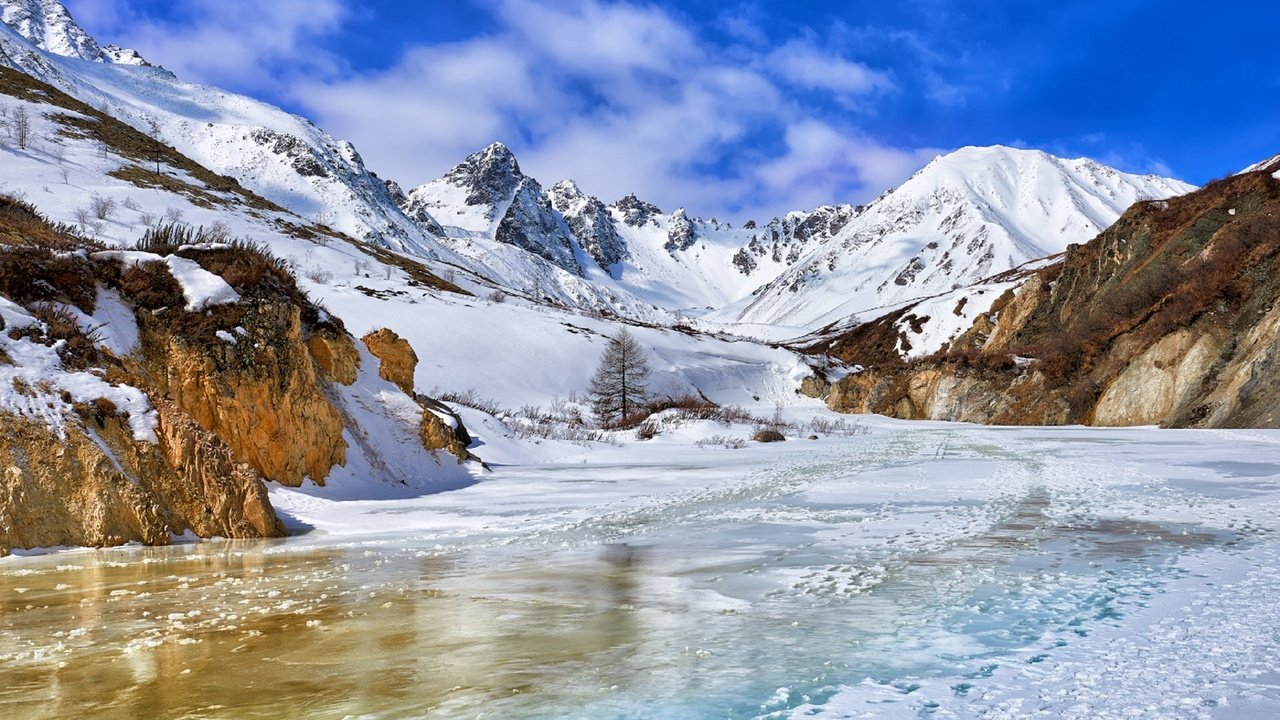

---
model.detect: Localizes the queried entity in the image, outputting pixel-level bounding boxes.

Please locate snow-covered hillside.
[0,0,450,257]
[714,146,1196,331]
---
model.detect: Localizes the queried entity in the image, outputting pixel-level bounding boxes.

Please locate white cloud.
[766,40,893,96]
[753,120,943,215]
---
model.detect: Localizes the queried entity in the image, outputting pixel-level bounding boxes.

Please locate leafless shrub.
[89,194,117,221]
[694,435,747,450]
[121,196,141,212]
[488,289,506,303]
[205,220,232,243]
[305,267,334,284]
[436,388,503,416]
[162,207,183,225]
[72,206,92,233]
[806,416,870,437]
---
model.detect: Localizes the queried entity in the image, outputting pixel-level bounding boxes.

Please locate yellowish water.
[0,540,664,719]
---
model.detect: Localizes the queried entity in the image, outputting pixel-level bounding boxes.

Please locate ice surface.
[4,421,1278,719]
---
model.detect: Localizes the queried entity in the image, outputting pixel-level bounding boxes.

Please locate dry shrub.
[695,435,747,449]
[635,421,658,440]
[117,258,183,309]
[0,194,99,251]
[24,303,103,369]
[752,429,786,443]
[0,246,100,312]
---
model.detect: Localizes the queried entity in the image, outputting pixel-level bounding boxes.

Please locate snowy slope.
[0,77,813,437]
[0,1,451,259]
[714,146,1196,331]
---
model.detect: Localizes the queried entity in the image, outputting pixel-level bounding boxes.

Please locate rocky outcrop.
[140,302,347,487]
[361,327,474,463]
[612,194,662,228]
[815,158,1280,429]
[550,180,628,274]
[361,327,417,395]
[664,208,698,253]
[0,405,284,556]
[307,327,360,385]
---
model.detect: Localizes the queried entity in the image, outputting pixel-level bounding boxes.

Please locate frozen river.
[3,421,1280,719]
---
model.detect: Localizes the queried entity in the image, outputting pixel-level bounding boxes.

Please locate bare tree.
[11,105,31,150]
[588,329,651,426]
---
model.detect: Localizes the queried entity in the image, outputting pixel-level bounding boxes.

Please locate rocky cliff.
[808,157,1280,428]
[0,199,476,555]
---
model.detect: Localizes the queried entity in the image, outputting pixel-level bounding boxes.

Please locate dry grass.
[0,194,99,251]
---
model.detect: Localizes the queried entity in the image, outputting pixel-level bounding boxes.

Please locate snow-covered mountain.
[1,0,146,65]
[400,142,859,316]
[0,0,1196,344]
[0,0,451,258]
[713,146,1196,330]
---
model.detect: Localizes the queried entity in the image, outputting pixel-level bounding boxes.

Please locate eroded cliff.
[811,158,1280,428]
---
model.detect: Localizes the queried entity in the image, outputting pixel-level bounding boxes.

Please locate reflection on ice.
[2,424,1279,718]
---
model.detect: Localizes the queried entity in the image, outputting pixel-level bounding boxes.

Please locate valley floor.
[3,419,1280,719]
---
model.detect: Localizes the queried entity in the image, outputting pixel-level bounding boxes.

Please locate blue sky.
[66,0,1279,220]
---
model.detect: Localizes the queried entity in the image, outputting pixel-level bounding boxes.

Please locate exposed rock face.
[419,409,470,462]
[140,302,347,488]
[734,205,857,276]
[816,159,1280,429]
[445,142,524,210]
[550,180,628,274]
[664,208,698,253]
[495,176,583,274]
[612,193,662,228]
[361,327,417,395]
[361,328,474,463]
[307,327,360,386]
[0,405,284,556]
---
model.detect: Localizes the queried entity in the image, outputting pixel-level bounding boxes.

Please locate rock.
[361,327,418,395]
[142,303,347,487]
[419,410,470,463]
[0,407,284,557]
[307,327,360,385]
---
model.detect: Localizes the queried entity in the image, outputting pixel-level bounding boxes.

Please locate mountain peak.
[1,0,148,65]
[551,179,583,198]
[612,193,662,228]
[437,141,527,210]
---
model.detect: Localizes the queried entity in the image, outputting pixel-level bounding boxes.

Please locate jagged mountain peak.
[612,193,663,228]
[550,179,584,199]
[1,0,148,65]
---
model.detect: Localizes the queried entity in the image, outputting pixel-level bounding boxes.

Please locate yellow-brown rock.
[0,407,284,557]
[362,328,418,395]
[419,410,470,463]
[307,327,360,386]
[141,303,347,487]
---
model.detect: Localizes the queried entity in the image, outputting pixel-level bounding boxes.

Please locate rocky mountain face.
[404,143,585,274]
[550,180,628,275]
[732,205,858,276]
[718,146,1196,330]
[804,157,1280,428]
